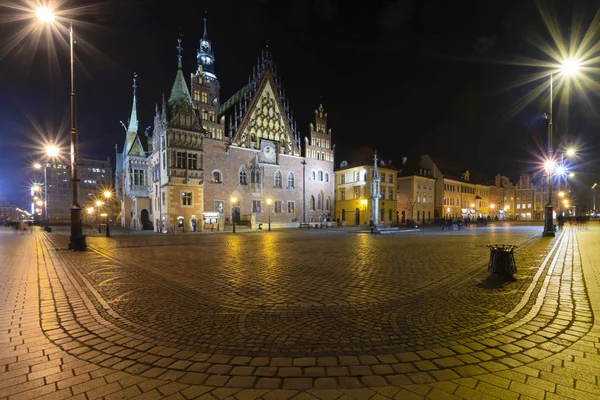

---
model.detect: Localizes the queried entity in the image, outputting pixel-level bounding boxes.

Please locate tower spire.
[176,36,183,70]
[203,17,208,39]
[125,72,139,153]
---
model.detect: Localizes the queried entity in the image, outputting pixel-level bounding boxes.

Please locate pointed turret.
[168,38,201,131]
[168,38,193,111]
[125,72,139,153]
[197,16,217,81]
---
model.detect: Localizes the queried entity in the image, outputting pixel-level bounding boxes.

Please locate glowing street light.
[543,59,581,237]
[566,148,576,157]
[558,191,565,198]
[45,145,59,157]
[37,7,86,250]
[562,59,580,76]
[36,7,55,23]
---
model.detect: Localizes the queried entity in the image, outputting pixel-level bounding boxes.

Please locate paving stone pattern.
[1,225,600,399]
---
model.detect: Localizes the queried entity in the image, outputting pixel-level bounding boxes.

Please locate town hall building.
[116,20,335,231]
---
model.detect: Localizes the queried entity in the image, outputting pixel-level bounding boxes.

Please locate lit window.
[212,170,222,183]
[252,200,261,213]
[287,201,295,213]
[182,192,192,206]
[287,172,295,188]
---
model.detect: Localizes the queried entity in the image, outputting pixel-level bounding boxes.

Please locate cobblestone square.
[1,224,600,399]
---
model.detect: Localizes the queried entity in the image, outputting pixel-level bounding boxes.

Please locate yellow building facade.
[441,171,491,220]
[335,164,397,225]
[396,174,436,224]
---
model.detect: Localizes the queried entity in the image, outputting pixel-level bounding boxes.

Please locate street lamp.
[591,183,597,215]
[34,145,60,232]
[231,197,237,233]
[103,191,112,237]
[95,200,103,233]
[37,7,86,250]
[266,198,273,231]
[543,60,581,237]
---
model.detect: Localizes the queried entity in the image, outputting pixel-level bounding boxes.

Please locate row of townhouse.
[333,153,565,226]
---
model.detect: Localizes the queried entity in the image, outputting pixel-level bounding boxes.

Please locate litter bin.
[486,244,517,280]
[258,223,263,230]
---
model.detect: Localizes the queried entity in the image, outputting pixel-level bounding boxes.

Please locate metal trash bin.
[486,244,517,280]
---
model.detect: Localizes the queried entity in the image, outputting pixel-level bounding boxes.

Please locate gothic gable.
[232,72,299,156]
[127,135,146,157]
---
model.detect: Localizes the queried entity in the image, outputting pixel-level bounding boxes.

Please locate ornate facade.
[116,19,335,231]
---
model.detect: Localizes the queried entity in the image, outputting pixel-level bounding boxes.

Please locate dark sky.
[1,0,599,205]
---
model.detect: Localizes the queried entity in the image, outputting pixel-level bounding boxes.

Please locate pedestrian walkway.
[0,226,599,399]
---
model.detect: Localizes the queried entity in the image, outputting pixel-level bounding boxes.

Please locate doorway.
[141,209,153,230]
[355,208,360,225]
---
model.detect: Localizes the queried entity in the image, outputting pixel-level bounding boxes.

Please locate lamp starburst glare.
[35,6,55,23]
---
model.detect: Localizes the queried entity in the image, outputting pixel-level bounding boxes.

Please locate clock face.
[261,141,277,162]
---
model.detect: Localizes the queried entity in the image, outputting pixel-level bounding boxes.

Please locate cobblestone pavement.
[1,224,600,399]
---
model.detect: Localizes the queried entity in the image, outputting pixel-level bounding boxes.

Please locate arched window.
[318,171,323,182]
[389,209,392,221]
[311,171,316,180]
[380,208,384,221]
[317,192,323,210]
[251,169,261,184]
[239,166,247,185]
[274,170,282,187]
[287,172,295,188]
[316,153,320,160]
[325,173,329,182]
[401,211,406,223]
[341,209,346,221]
[326,197,331,211]
[309,196,315,211]
[212,170,222,183]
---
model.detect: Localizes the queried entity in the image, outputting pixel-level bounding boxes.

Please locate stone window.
[275,170,282,187]
[201,91,208,104]
[176,152,186,168]
[214,200,224,213]
[309,196,315,211]
[381,172,386,182]
[355,188,360,199]
[311,170,316,180]
[239,166,247,185]
[252,200,261,213]
[317,192,323,210]
[287,201,295,213]
[389,189,394,200]
[274,201,282,213]
[187,153,198,170]
[132,169,145,186]
[318,171,323,182]
[340,189,345,200]
[341,209,346,221]
[389,174,393,183]
[287,172,295,188]
[325,173,329,182]
[326,197,331,211]
[212,170,222,183]
[181,192,192,206]
[341,174,346,184]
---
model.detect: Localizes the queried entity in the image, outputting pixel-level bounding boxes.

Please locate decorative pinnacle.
[132,72,138,95]
[203,17,207,39]
[176,37,183,70]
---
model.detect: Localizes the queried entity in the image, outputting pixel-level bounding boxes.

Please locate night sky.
[1,0,599,205]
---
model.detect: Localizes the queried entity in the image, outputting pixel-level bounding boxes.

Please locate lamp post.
[34,145,59,232]
[95,200,103,233]
[301,159,306,224]
[104,191,112,237]
[37,7,86,250]
[231,197,237,233]
[592,183,597,215]
[543,60,580,237]
[266,198,272,231]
